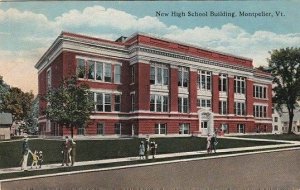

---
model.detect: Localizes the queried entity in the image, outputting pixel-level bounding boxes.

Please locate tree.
[1,87,34,124]
[0,76,10,110]
[268,47,300,134]
[45,76,94,137]
[23,96,39,134]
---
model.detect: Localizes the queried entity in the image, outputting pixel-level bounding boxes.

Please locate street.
[1,149,299,190]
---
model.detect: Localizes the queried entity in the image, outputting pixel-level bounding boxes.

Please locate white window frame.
[219,100,228,115]
[234,76,246,94]
[237,124,245,133]
[219,74,227,92]
[76,57,114,83]
[178,67,189,88]
[198,70,211,91]
[114,123,122,135]
[253,85,267,99]
[131,93,135,112]
[179,123,190,134]
[155,123,167,135]
[46,68,52,90]
[97,123,105,135]
[253,105,267,118]
[234,101,246,116]
[178,96,189,113]
[114,64,121,84]
[197,98,211,109]
[150,63,169,86]
[150,94,169,113]
[114,94,121,112]
[95,93,112,112]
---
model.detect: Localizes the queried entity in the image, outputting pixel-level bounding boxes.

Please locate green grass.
[1,145,299,181]
[0,137,284,169]
[235,134,300,141]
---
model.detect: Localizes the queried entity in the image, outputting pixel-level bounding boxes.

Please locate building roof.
[0,113,13,125]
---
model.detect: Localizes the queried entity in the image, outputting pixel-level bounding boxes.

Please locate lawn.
[235,134,300,141]
[0,137,283,169]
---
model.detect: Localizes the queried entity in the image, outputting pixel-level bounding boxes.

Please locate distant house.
[0,113,13,140]
[272,107,282,134]
[273,104,300,134]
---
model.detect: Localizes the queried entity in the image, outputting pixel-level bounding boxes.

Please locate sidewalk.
[1,138,299,175]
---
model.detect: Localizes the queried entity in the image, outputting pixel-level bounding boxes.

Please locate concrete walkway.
[1,137,299,175]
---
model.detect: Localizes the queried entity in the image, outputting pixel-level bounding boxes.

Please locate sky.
[0,1,299,95]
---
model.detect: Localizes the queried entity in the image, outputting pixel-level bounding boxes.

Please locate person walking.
[206,134,212,154]
[61,136,72,166]
[139,141,145,159]
[38,151,43,168]
[210,133,218,153]
[150,141,157,159]
[71,139,76,166]
[144,137,150,159]
[21,138,31,171]
[31,150,39,169]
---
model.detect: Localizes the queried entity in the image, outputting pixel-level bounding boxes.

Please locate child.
[38,151,44,168]
[139,141,145,159]
[31,150,39,169]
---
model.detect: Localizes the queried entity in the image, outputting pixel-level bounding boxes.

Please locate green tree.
[1,87,34,124]
[45,76,94,137]
[268,47,300,134]
[23,96,39,134]
[0,76,10,110]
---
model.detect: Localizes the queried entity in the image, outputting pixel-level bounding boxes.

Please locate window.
[46,68,51,90]
[221,124,229,134]
[96,62,103,81]
[237,124,245,133]
[274,125,278,131]
[198,70,211,90]
[131,94,135,111]
[76,58,85,78]
[179,123,190,134]
[234,101,246,116]
[114,94,121,112]
[198,98,211,109]
[104,63,112,82]
[155,123,167,134]
[76,58,116,83]
[78,126,85,135]
[178,97,189,113]
[234,76,246,94]
[150,95,169,112]
[178,67,189,87]
[150,63,169,85]
[97,123,104,135]
[219,74,227,92]
[114,65,121,83]
[95,93,111,112]
[253,105,267,118]
[87,60,95,80]
[131,66,135,83]
[219,100,227,115]
[253,85,267,99]
[115,123,121,135]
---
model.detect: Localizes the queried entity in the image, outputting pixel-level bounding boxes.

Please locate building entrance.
[198,109,214,136]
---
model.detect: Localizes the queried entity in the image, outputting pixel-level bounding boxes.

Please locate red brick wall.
[135,62,150,111]
[228,76,235,114]
[212,74,219,113]
[169,67,178,112]
[189,70,197,113]
[246,79,254,116]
